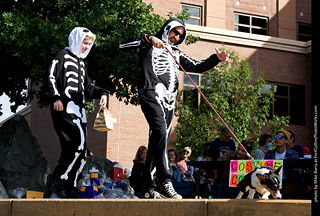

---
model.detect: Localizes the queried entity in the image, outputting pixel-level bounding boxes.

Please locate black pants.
[139,90,174,189]
[50,95,87,189]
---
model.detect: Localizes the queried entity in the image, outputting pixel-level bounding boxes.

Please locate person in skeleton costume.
[120,18,229,199]
[47,27,108,197]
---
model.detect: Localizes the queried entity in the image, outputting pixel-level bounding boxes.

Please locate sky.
[0,94,26,123]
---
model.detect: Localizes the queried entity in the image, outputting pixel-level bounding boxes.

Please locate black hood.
[155,17,187,47]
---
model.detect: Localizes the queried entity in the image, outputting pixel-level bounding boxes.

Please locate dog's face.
[256,166,282,199]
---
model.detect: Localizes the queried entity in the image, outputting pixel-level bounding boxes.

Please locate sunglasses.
[274,135,285,140]
[172,28,184,39]
[183,150,190,154]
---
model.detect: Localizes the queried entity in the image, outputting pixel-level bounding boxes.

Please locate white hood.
[161,21,186,46]
[65,27,96,59]
[155,18,187,47]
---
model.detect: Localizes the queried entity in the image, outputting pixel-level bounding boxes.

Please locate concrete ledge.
[0,199,311,216]
[208,199,312,216]
[186,24,312,54]
[11,199,206,216]
[0,199,11,216]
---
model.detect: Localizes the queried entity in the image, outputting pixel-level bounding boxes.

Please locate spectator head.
[219,125,233,142]
[259,133,272,147]
[235,140,253,159]
[274,130,291,147]
[134,145,147,164]
[182,147,192,160]
[168,149,178,164]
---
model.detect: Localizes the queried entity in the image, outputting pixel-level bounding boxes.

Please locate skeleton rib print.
[151,47,178,93]
[63,54,85,98]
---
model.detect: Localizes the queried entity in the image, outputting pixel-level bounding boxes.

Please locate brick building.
[2,0,311,171]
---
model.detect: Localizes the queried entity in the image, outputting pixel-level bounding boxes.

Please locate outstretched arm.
[178,48,229,73]
[119,34,154,54]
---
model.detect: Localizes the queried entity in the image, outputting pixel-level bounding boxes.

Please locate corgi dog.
[236,166,282,199]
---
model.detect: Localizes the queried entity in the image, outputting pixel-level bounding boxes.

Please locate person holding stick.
[120,17,229,199]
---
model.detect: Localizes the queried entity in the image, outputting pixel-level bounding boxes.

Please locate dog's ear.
[256,174,266,182]
[274,165,282,175]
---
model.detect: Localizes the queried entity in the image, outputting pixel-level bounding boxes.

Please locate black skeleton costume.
[47,27,107,195]
[120,18,221,197]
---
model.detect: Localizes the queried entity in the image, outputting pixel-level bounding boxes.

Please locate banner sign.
[228,160,283,188]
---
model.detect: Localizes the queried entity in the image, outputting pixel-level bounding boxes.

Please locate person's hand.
[53,100,63,111]
[150,36,165,49]
[180,170,185,176]
[100,95,107,107]
[215,48,229,62]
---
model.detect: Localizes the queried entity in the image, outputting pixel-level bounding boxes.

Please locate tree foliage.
[172,48,290,160]
[0,0,198,115]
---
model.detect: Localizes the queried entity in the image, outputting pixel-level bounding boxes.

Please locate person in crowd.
[168,148,184,183]
[130,146,147,197]
[265,130,299,199]
[287,130,305,158]
[254,133,273,159]
[216,141,253,198]
[265,130,299,160]
[208,125,236,161]
[177,147,194,181]
[170,147,194,198]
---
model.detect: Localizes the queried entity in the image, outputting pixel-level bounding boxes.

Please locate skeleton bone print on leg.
[62,53,87,181]
[60,152,81,180]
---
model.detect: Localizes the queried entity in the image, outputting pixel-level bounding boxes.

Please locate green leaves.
[172,47,289,159]
[0,0,197,114]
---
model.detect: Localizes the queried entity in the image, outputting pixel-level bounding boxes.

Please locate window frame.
[182,72,202,109]
[234,12,269,35]
[262,83,306,125]
[181,4,202,26]
[297,22,312,42]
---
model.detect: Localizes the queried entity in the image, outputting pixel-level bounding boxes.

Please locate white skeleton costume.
[120,18,221,190]
[47,27,107,193]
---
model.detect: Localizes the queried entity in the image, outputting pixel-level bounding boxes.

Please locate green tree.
[0,0,197,115]
[172,48,289,160]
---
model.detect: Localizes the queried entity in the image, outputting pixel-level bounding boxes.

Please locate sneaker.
[144,189,163,199]
[161,182,182,199]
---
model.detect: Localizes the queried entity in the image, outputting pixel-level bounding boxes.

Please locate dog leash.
[144,34,259,168]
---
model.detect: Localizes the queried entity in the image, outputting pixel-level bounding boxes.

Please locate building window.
[182,4,202,26]
[261,83,305,125]
[234,13,268,35]
[298,23,312,42]
[183,73,202,109]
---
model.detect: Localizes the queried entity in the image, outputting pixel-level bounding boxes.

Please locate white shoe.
[162,182,182,199]
[144,189,163,199]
